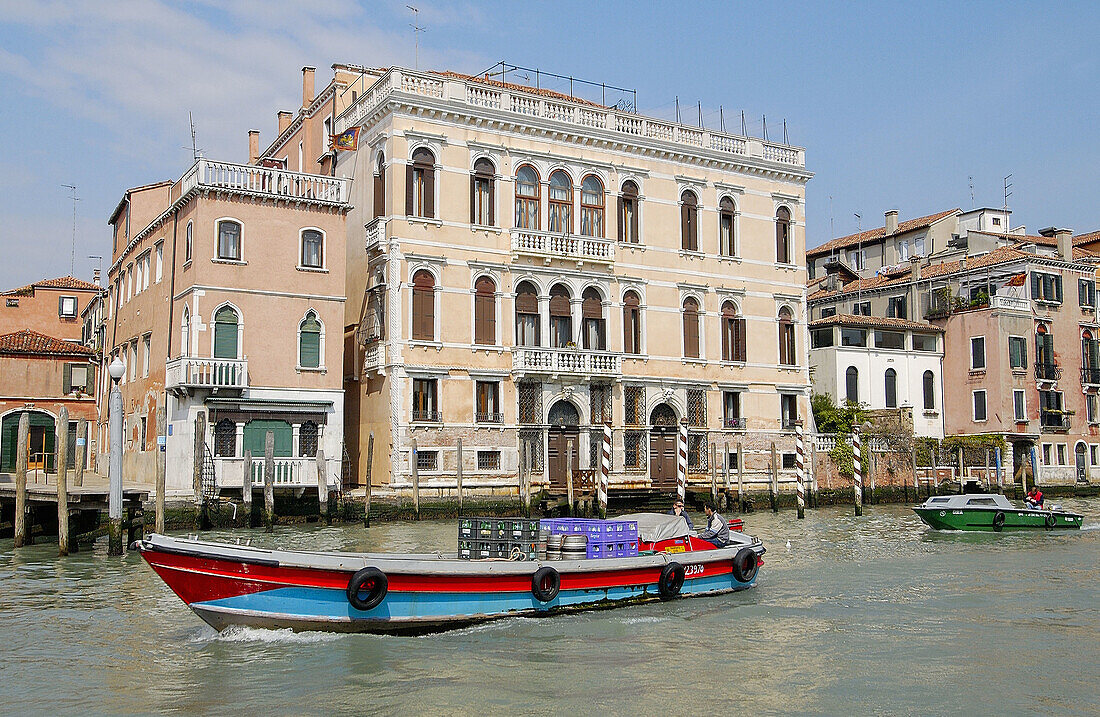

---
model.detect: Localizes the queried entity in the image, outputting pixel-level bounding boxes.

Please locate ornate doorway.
[547,400,581,491]
[649,403,678,489]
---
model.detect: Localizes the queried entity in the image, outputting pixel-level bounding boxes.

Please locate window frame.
[972,389,988,422]
[215,218,243,262]
[579,174,605,238]
[212,304,242,360]
[884,368,898,408]
[1013,389,1027,422]
[411,268,438,342]
[475,380,502,423]
[718,196,737,257]
[1008,335,1028,370]
[473,275,498,346]
[184,220,193,263]
[680,190,699,252]
[778,307,796,366]
[514,164,540,230]
[407,147,436,219]
[547,170,573,234]
[297,310,324,370]
[514,280,541,348]
[682,295,702,359]
[618,180,640,244]
[846,366,859,405]
[299,228,325,270]
[720,300,746,362]
[923,370,935,411]
[411,378,439,422]
[1080,278,1096,309]
[970,336,986,370]
[622,290,642,355]
[471,157,496,227]
[58,295,78,318]
[775,206,792,264]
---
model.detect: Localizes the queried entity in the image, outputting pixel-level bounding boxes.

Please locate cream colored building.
[327,67,813,496]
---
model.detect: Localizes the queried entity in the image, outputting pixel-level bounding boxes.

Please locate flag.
[1006,273,1027,287]
[330,126,361,152]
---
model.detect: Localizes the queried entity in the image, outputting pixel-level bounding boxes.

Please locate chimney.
[302,66,316,108]
[885,210,899,235]
[277,111,293,134]
[93,268,101,285]
[248,130,260,164]
[826,274,838,292]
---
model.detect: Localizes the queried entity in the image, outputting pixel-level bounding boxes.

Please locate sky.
[1,0,1097,290]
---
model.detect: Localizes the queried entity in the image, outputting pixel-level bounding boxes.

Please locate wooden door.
[650,429,677,489]
[547,429,580,491]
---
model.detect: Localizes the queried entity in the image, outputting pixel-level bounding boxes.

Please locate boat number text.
[685,564,704,577]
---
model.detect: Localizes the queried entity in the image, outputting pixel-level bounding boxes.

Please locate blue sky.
[1,0,1097,289]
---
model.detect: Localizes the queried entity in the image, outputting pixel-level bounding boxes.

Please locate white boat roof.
[919,494,1016,510]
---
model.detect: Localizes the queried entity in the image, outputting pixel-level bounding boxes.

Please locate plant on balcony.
[968,291,990,309]
[564,341,578,350]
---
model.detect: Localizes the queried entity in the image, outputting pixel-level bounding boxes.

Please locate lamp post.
[107,356,125,555]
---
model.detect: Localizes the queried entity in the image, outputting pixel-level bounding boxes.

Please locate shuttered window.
[581,287,605,350]
[471,158,495,226]
[618,181,640,244]
[299,311,322,368]
[721,301,746,362]
[885,368,898,408]
[515,165,540,230]
[515,280,540,347]
[680,190,698,251]
[623,290,641,354]
[406,148,435,218]
[776,207,791,264]
[719,197,736,256]
[683,297,700,358]
[778,307,795,365]
[580,175,604,237]
[474,277,496,345]
[373,153,385,218]
[548,171,572,234]
[411,270,435,341]
[549,284,572,347]
[213,306,239,359]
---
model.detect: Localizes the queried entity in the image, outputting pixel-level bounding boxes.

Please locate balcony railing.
[512,347,622,377]
[249,458,306,486]
[412,410,441,422]
[166,357,247,391]
[1035,362,1062,381]
[476,411,504,424]
[1082,367,1100,385]
[178,159,350,205]
[365,218,385,252]
[723,417,747,430]
[335,67,805,168]
[363,343,385,374]
[1040,411,1070,432]
[991,295,1031,312]
[511,229,615,265]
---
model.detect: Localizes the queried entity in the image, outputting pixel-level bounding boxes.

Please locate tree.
[811,393,867,434]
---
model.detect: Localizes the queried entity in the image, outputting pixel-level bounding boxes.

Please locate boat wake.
[193,625,347,645]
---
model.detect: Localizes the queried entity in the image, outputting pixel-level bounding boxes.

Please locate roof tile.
[0,330,94,356]
[807,209,959,258]
[809,313,943,333]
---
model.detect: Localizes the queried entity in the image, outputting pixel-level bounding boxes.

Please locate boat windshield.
[966,498,997,506]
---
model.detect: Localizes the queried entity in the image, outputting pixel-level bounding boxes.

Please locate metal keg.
[561,533,588,560]
[546,532,564,560]
[538,528,549,560]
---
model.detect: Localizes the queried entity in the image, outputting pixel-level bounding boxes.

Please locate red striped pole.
[795,421,805,519]
[599,424,611,518]
[676,424,688,503]
[852,426,863,516]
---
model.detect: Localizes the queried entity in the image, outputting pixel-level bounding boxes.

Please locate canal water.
[3,499,1099,715]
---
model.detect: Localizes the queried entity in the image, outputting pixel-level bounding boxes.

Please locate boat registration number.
[952,510,963,514]
[685,564,704,577]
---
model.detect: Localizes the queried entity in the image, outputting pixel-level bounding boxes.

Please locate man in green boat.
[1025,486,1044,510]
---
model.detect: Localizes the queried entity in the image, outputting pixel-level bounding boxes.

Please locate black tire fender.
[347,567,388,612]
[992,512,1006,532]
[732,547,760,583]
[532,566,560,602]
[658,562,685,599]
[1045,513,1057,530]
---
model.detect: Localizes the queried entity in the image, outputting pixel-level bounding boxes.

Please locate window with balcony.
[515,165,540,230]
[412,378,439,422]
[581,287,605,350]
[682,296,701,358]
[680,190,698,251]
[623,290,641,355]
[719,197,736,256]
[471,158,495,226]
[213,306,239,359]
[299,311,322,368]
[923,370,935,410]
[781,394,798,430]
[373,152,385,218]
[618,180,639,243]
[884,368,898,408]
[180,305,190,358]
[185,220,193,263]
[549,284,572,347]
[515,281,540,347]
[778,307,796,365]
[411,270,436,341]
[474,276,496,345]
[1032,272,1062,303]
[1013,389,1026,421]
[973,390,987,422]
[970,336,986,370]
[476,381,501,423]
[217,220,242,261]
[846,366,859,404]
[1080,279,1096,309]
[213,419,236,457]
[723,391,743,429]
[1082,330,1100,384]
[548,170,572,233]
[776,206,792,264]
[580,175,604,237]
[406,148,436,218]
[721,301,746,362]
[58,295,77,318]
[841,328,867,347]
[1035,325,1056,379]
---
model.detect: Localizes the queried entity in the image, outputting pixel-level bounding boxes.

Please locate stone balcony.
[365,218,385,252]
[165,357,248,395]
[511,229,615,266]
[178,159,350,205]
[512,347,621,378]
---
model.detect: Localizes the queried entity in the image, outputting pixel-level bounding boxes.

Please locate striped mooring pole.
[598,424,611,518]
[794,421,805,519]
[676,423,688,503]
[852,425,863,516]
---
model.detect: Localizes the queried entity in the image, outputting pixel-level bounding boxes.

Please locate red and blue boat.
[138,514,765,634]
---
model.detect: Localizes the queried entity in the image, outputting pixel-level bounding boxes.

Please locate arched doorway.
[547,400,581,490]
[1075,442,1088,484]
[649,403,679,489]
[1,410,56,473]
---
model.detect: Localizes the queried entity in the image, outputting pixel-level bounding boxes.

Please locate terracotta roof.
[809,313,943,333]
[808,272,912,301]
[437,71,607,108]
[1074,230,1100,246]
[0,330,93,356]
[2,275,102,296]
[807,209,959,258]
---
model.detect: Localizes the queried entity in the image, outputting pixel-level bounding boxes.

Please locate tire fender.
[732,547,760,583]
[346,567,388,612]
[658,562,686,599]
[992,512,1006,532]
[1045,513,1057,530]
[532,566,561,603]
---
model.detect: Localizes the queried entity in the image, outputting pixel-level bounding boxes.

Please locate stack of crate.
[458,517,541,560]
[540,518,640,559]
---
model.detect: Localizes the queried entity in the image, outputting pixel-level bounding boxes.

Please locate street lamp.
[107,356,125,555]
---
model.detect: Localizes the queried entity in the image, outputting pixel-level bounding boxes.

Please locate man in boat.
[668,500,694,530]
[698,504,730,548]
[1025,486,1044,510]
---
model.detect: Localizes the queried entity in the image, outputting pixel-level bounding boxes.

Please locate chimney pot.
[277,111,293,134]
[248,130,260,164]
[885,210,899,235]
[302,66,316,108]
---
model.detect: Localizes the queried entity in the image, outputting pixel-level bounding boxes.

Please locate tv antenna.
[187,112,203,162]
[62,184,79,275]
[88,255,103,284]
[1003,173,1013,211]
[968,176,974,204]
[407,5,425,70]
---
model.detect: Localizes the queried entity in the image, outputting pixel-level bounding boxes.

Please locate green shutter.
[242,419,293,457]
[63,363,72,394]
[299,313,321,368]
[213,307,238,359]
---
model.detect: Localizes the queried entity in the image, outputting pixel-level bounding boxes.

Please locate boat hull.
[913,506,1083,531]
[139,534,764,634]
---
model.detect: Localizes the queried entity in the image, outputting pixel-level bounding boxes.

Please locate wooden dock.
[0,472,149,546]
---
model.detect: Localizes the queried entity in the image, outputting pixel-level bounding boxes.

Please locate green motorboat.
[913,494,1084,532]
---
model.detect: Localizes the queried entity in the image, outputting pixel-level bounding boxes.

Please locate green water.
[3,500,1099,716]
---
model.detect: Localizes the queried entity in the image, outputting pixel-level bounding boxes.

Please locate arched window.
[474,276,496,345]
[885,368,897,408]
[549,283,572,347]
[213,418,236,457]
[217,220,241,261]
[548,170,572,233]
[406,148,435,218]
[846,366,859,404]
[1036,323,1054,376]
[778,307,796,366]
[581,287,605,350]
[721,300,746,362]
[299,311,322,368]
[720,197,736,256]
[213,306,239,359]
[300,229,323,269]
[373,153,385,218]
[411,270,436,341]
[515,280,540,347]
[184,220,193,262]
[471,158,495,226]
[515,165,540,229]
[618,181,639,244]
[299,420,319,458]
[776,206,792,264]
[623,290,641,354]
[1082,329,1099,379]
[180,305,190,358]
[683,296,701,358]
[923,370,935,410]
[580,175,604,237]
[681,190,698,251]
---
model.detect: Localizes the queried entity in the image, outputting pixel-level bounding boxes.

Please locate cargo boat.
[137,514,765,635]
[913,494,1083,532]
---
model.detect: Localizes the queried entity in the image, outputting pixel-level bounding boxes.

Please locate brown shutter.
[470,174,477,225]
[681,203,690,250]
[374,173,384,217]
[616,195,624,242]
[516,287,538,314]
[631,198,639,243]
[683,303,699,358]
[412,271,435,340]
[623,307,634,354]
[474,279,496,345]
[424,165,435,218]
[405,164,415,216]
[736,318,746,361]
[488,176,495,226]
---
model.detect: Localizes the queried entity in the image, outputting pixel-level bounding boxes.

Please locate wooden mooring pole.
[193,413,206,529]
[364,432,374,527]
[316,448,328,522]
[242,449,252,526]
[411,438,420,520]
[155,408,166,534]
[56,407,71,556]
[456,438,464,516]
[14,412,29,547]
[769,442,779,513]
[74,419,87,488]
[736,442,745,512]
[263,430,275,532]
[723,441,731,511]
[566,439,575,516]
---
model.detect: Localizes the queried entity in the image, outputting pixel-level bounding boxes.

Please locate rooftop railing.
[177,159,350,205]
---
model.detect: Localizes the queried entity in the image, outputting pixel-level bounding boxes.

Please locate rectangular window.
[1013,390,1026,421]
[973,390,987,421]
[1008,336,1027,370]
[590,384,611,425]
[840,328,867,347]
[1032,272,1063,303]
[1080,279,1096,308]
[727,451,739,470]
[129,342,137,381]
[142,335,151,377]
[782,453,797,470]
[475,381,501,423]
[875,330,905,350]
[68,363,90,394]
[155,242,164,282]
[852,301,871,316]
[218,222,241,261]
[687,388,707,427]
[1088,394,1098,424]
[58,295,77,318]
[1039,390,1065,429]
[1057,444,1066,466]
[473,174,492,226]
[412,379,439,422]
[416,449,438,471]
[886,296,907,319]
[477,450,500,471]
[847,249,864,270]
[780,394,798,430]
[1092,445,1099,466]
[624,430,645,469]
[142,254,150,290]
[301,230,323,268]
[185,222,193,262]
[723,391,743,429]
[811,328,834,348]
[914,237,926,256]
[819,306,837,319]
[1042,444,1052,465]
[140,416,148,450]
[912,333,937,352]
[971,337,986,370]
[518,382,542,424]
[624,385,644,426]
